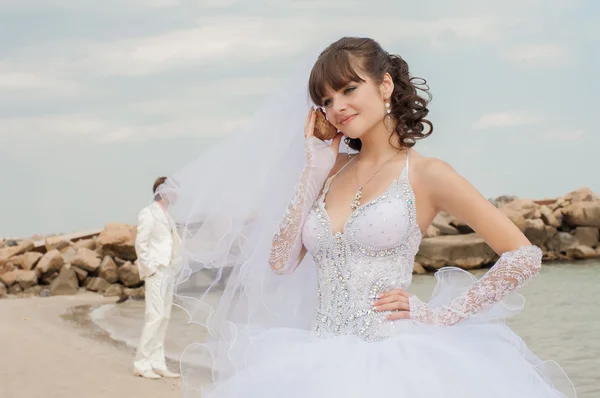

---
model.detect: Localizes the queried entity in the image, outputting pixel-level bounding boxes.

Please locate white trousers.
[134,267,174,372]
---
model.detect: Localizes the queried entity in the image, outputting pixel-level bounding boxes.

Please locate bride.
[158,37,575,397]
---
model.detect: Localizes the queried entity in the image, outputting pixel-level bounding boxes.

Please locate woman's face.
[320,71,391,139]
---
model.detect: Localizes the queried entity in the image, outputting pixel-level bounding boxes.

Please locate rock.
[8,283,22,295]
[490,195,518,207]
[123,286,145,298]
[98,256,119,284]
[0,262,15,277]
[523,219,552,247]
[22,285,42,297]
[104,284,124,297]
[45,236,71,251]
[566,245,598,259]
[416,234,498,270]
[71,266,88,283]
[561,187,599,203]
[17,271,38,289]
[84,277,111,292]
[502,199,541,220]
[449,218,474,234]
[540,206,562,228]
[7,254,25,269]
[0,270,21,287]
[542,250,558,261]
[562,201,600,227]
[499,206,527,231]
[72,248,101,273]
[0,282,7,297]
[22,252,43,271]
[36,250,65,276]
[432,213,459,235]
[97,223,137,261]
[573,227,599,248]
[118,261,141,287]
[50,267,79,296]
[424,225,440,238]
[61,247,77,264]
[73,239,97,251]
[41,272,59,285]
[542,226,558,249]
[546,232,578,253]
[113,257,127,266]
[412,262,427,274]
[0,239,34,262]
[551,207,565,223]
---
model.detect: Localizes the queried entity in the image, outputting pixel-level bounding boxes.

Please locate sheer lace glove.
[269,136,337,274]
[409,245,543,326]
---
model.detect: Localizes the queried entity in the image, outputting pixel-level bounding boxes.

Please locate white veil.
[153,52,331,395]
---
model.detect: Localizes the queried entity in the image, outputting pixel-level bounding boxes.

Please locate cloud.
[0,0,238,9]
[505,44,570,68]
[472,112,542,130]
[545,130,587,141]
[0,113,249,143]
[0,71,81,97]
[2,14,515,80]
[585,18,600,41]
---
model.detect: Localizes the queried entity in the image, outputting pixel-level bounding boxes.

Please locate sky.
[0,0,598,238]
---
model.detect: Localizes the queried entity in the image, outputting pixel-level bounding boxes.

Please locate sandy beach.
[0,294,182,398]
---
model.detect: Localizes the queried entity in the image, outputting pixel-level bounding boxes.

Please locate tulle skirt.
[184,268,576,398]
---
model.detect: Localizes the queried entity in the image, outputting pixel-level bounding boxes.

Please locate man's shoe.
[153,368,181,378]
[134,369,161,379]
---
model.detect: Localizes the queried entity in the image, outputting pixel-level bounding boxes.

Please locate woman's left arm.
[407,158,542,326]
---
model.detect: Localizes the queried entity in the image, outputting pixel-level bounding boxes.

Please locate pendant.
[351,186,363,211]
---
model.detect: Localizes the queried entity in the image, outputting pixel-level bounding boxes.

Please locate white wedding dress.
[197,147,575,398]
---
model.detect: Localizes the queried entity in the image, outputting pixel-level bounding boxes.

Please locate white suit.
[133,200,181,374]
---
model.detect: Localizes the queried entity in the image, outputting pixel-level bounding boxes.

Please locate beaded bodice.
[302,161,422,342]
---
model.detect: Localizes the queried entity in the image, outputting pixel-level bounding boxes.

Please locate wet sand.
[0,293,183,398]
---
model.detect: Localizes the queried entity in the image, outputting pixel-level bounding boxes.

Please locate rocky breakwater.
[413,187,600,274]
[1,187,599,298]
[0,224,144,299]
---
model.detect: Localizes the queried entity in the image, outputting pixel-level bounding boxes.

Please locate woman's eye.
[344,86,356,94]
[323,99,332,107]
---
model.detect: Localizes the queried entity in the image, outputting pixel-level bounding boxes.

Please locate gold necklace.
[351,151,401,211]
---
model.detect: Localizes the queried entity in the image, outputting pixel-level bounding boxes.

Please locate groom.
[133,176,181,379]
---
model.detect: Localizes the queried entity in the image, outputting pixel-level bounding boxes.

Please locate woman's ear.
[381,73,394,100]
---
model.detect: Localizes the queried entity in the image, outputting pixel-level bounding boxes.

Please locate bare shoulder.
[409,152,471,205]
[409,151,456,183]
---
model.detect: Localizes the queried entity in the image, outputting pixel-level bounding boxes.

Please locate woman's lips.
[340,115,356,125]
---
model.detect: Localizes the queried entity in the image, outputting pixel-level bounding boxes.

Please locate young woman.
[161,37,575,397]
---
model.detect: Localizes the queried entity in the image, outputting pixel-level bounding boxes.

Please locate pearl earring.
[384,101,393,134]
[344,136,351,152]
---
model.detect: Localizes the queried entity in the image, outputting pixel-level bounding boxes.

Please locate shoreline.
[0,293,183,398]
[63,301,181,371]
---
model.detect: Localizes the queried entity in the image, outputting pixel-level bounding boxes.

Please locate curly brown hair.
[308,37,432,151]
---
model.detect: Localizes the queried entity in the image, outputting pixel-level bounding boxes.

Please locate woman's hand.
[304,108,343,158]
[373,289,413,321]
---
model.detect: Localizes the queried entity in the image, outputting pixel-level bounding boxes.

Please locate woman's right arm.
[268,110,342,274]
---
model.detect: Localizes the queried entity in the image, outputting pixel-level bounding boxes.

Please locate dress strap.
[335,155,357,177]
[404,149,410,175]
[322,155,356,196]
